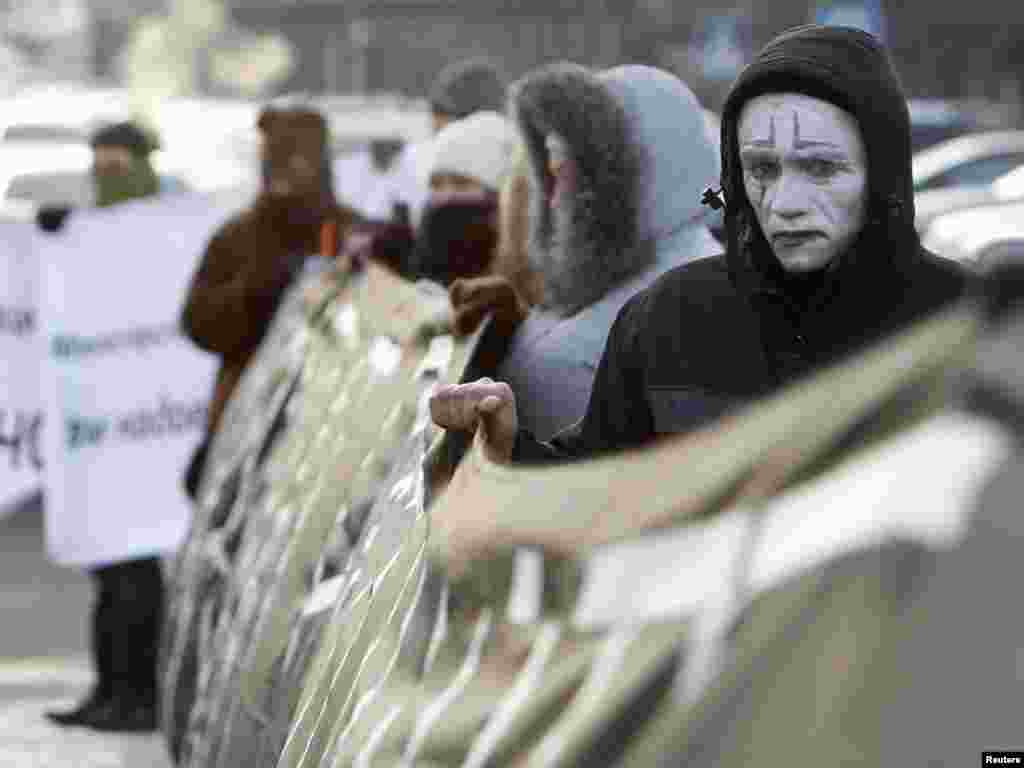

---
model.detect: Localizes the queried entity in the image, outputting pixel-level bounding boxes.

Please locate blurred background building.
[225,0,1024,112]
[0,0,1021,218]
[1,0,1022,111]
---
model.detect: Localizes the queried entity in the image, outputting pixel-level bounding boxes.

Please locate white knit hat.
[428,111,520,192]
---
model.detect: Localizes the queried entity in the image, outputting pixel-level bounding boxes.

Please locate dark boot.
[46,568,115,727]
[82,557,164,734]
[45,688,110,727]
[82,695,158,733]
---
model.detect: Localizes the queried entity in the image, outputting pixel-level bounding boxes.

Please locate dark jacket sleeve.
[180,212,298,362]
[511,291,655,464]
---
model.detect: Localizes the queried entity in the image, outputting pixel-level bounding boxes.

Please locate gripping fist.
[449,275,529,338]
[429,377,518,464]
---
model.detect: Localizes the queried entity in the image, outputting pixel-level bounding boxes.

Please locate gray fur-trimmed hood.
[511,62,720,313]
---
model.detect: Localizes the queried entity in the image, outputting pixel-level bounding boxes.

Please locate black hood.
[719,25,919,299]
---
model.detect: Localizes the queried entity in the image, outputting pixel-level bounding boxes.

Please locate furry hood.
[601,65,721,240]
[512,62,719,314]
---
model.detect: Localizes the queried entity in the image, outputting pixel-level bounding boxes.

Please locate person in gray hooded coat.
[456,63,721,442]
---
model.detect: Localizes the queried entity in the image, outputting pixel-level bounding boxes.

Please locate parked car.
[915,162,1024,233]
[0,198,36,223]
[908,99,1017,154]
[922,198,1024,270]
[971,238,1024,273]
[0,141,93,204]
[912,130,1024,195]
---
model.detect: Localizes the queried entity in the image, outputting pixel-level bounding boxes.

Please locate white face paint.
[737,93,868,274]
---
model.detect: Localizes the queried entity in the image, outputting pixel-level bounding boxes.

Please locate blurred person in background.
[91,122,160,207]
[428,57,507,135]
[447,62,721,442]
[44,121,169,733]
[36,121,180,233]
[180,104,360,498]
[432,25,970,473]
[334,57,509,275]
[408,110,520,285]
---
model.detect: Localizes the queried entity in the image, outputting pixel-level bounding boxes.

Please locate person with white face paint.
[737,92,868,275]
[431,25,969,468]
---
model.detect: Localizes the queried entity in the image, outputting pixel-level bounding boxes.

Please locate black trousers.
[89,556,165,703]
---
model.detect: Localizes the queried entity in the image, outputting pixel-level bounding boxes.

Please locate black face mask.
[412,191,498,286]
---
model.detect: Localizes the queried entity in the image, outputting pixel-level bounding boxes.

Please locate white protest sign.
[0,218,43,517]
[38,192,230,567]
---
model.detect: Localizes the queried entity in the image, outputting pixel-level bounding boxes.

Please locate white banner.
[0,219,44,518]
[39,193,228,567]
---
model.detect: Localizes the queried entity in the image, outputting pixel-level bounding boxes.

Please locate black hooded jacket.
[514,25,968,462]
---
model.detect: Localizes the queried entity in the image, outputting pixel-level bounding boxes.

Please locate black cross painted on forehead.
[793,110,840,150]
[747,111,840,150]
[748,114,775,147]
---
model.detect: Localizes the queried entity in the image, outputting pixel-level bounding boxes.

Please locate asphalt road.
[0,493,173,767]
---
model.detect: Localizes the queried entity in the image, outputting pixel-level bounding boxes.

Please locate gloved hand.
[347,220,415,276]
[449,274,529,338]
[36,205,73,233]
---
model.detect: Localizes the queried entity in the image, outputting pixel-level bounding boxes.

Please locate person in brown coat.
[181,105,360,491]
